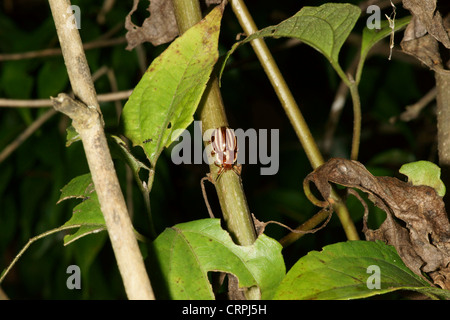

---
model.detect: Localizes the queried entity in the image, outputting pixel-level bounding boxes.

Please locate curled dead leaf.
[304,158,450,290]
[125,0,179,50]
[400,0,450,70]
[402,0,450,48]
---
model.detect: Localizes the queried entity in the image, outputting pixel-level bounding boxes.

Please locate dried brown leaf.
[402,24,443,68]
[304,158,450,289]
[401,0,450,70]
[125,0,178,50]
[403,0,450,48]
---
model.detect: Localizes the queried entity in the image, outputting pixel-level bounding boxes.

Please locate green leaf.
[150,219,285,300]
[360,16,411,64]
[57,174,106,245]
[399,160,446,197]
[65,125,81,147]
[122,5,223,167]
[357,16,411,82]
[222,3,360,78]
[273,241,450,300]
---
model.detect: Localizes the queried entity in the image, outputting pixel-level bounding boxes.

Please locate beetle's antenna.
[252,208,333,237]
[201,175,216,218]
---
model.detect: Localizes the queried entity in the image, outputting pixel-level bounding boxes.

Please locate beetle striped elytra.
[210,126,242,181]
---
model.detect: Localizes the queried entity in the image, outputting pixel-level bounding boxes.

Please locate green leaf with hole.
[399,160,446,197]
[273,240,450,300]
[58,173,147,245]
[149,218,285,300]
[222,3,360,78]
[122,5,223,168]
[57,174,106,245]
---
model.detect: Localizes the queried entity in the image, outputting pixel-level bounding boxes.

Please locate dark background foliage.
[0,0,436,298]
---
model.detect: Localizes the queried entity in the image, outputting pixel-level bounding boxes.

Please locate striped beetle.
[201,126,242,218]
[210,126,242,181]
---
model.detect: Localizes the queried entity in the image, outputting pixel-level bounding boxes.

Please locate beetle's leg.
[215,166,225,182]
[233,163,242,176]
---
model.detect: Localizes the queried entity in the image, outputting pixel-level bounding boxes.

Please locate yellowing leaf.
[399,160,446,197]
[122,5,223,167]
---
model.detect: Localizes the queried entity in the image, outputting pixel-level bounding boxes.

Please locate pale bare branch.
[0,90,133,108]
[0,37,126,62]
[48,0,154,299]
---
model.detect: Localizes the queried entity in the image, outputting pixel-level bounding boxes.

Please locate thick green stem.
[229,0,359,240]
[200,79,257,247]
[171,0,256,246]
[172,0,259,299]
